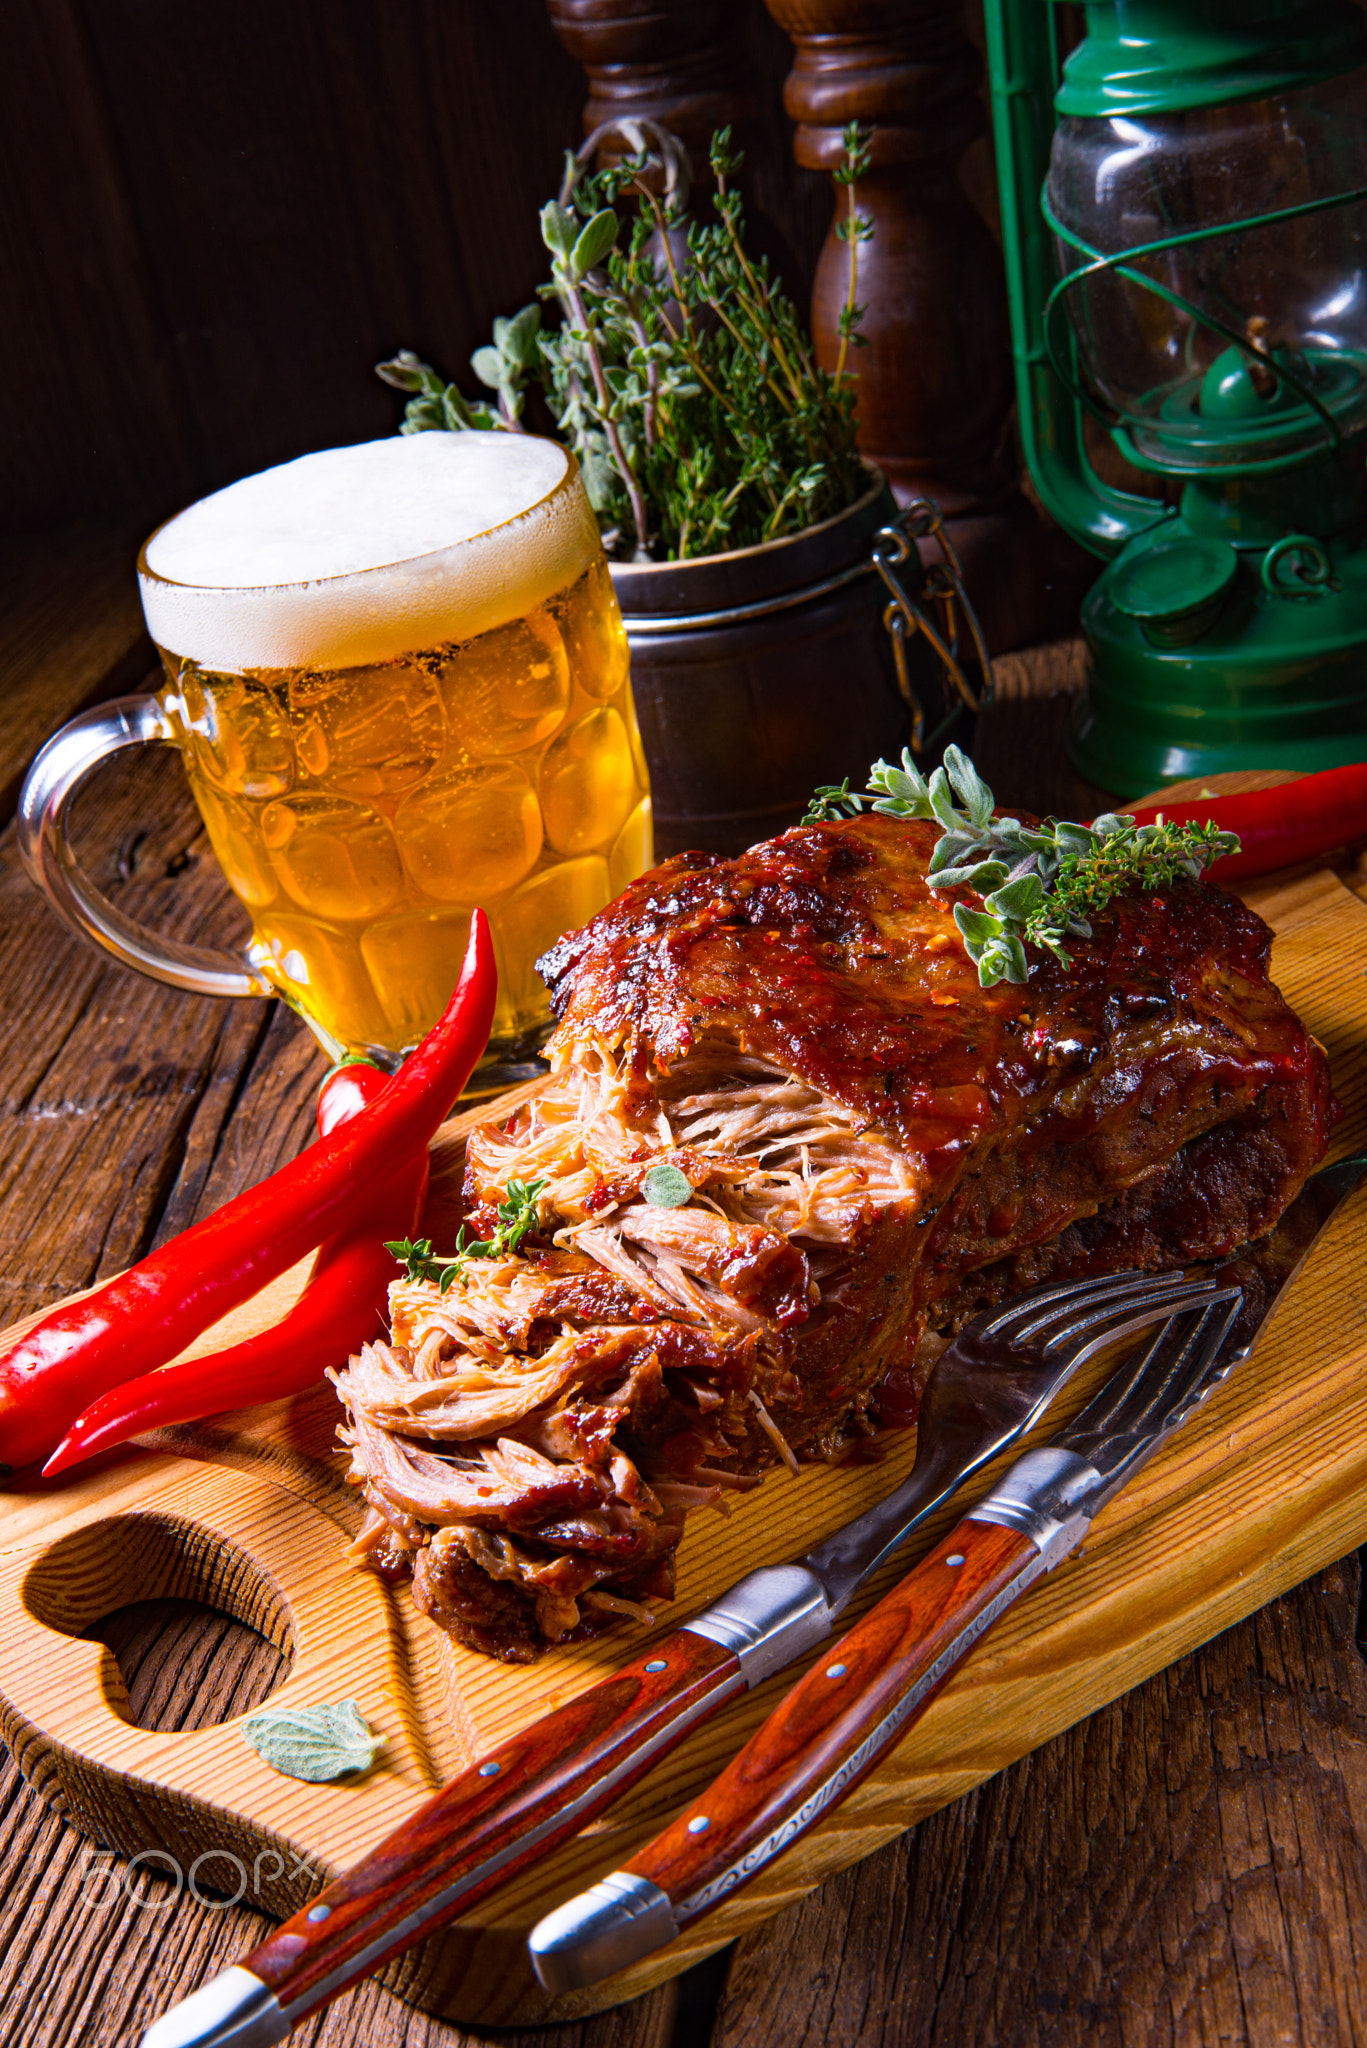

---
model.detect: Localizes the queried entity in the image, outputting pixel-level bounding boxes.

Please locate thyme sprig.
[385,1177,546,1294]
[805,746,1240,987]
[831,122,874,381]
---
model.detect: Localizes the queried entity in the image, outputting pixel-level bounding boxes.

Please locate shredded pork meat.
[332,814,1335,1662]
[331,1042,889,1660]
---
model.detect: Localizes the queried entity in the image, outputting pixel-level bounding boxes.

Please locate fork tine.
[1178,1296,1248,1405]
[978,1266,1195,1344]
[1037,1279,1217,1355]
[955,1282,1227,1464]
[1004,1273,1211,1347]
[1066,1288,1244,1445]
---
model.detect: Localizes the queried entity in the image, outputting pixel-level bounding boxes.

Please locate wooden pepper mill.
[545,0,1053,652]
[761,0,1049,649]
[543,0,755,174]
[761,0,1010,515]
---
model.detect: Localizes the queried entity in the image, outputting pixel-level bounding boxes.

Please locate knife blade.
[527,1154,1366,1993]
[138,1261,1216,2047]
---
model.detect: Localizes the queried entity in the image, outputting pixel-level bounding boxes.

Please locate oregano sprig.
[386,1177,546,1294]
[804,746,1240,987]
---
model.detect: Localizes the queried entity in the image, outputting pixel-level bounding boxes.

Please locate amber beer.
[138,433,651,1069]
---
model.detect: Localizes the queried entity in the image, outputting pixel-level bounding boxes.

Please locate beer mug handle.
[17,694,273,1002]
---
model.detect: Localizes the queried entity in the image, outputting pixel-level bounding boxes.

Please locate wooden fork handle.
[239,1626,744,2023]
[525,1516,1063,1998]
[627,1520,1045,1927]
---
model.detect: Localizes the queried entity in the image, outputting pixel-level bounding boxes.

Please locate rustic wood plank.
[0,532,154,825]
[0,743,281,1328]
[0,0,204,535]
[709,1555,1367,2048]
[8,0,586,531]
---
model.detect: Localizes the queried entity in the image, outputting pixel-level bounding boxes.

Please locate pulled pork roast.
[333,814,1336,1661]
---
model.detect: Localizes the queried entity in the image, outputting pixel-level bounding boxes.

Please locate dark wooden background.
[2,0,846,547]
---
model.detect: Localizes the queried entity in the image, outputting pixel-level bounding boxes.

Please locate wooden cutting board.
[1,803,1365,2029]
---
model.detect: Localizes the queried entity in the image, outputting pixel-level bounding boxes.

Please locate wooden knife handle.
[623,1519,1044,1927]
[242,1626,743,2019]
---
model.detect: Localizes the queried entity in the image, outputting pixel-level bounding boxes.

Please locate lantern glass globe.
[1045,72,1367,472]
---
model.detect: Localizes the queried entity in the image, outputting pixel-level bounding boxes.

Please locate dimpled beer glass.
[20,434,652,1082]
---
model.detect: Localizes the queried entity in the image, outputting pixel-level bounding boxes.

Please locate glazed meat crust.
[543,815,1333,1414]
[542,815,1320,1172]
[335,815,1335,1659]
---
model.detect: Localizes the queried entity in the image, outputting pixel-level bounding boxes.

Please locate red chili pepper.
[1120,762,1367,883]
[41,1147,429,1477]
[0,910,495,1470]
[316,1057,390,1138]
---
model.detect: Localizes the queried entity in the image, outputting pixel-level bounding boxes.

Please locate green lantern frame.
[983,0,1367,796]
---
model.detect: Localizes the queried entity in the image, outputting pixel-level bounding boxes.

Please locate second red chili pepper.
[315,1057,391,1137]
[43,1058,424,1475]
[0,910,495,1469]
[42,1149,429,1477]
[1122,760,1367,882]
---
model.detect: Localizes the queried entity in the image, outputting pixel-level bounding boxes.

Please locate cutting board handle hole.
[80,1596,289,1732]
[22,1512,296,1724]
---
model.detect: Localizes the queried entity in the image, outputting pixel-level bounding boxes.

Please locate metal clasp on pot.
[873,500,995,755]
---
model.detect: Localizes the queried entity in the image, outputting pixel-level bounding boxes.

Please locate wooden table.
[3,552,1367,2048]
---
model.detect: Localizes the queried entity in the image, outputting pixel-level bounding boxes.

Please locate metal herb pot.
[610,472,963,860]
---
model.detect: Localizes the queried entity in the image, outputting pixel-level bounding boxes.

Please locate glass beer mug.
[19,433,653,1085]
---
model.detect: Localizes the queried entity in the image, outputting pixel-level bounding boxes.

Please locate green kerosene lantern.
[984,0,1367,794]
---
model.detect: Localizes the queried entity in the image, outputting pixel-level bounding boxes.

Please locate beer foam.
[140,434,601,671]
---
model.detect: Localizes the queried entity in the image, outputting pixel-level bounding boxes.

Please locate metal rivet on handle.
[946,1555,965,1567]
[644,1659,667,1672]
[687,1816,710,1835]
[479,1761,500,1777]
[307,1904,332,1923]
[826,1663,847,1679]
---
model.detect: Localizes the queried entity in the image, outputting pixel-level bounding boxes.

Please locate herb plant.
[377,123,872,562]
[386,1176,546,1294]
[806,747,1240,987]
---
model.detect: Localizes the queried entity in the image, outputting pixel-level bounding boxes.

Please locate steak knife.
[528,1154,1367,1993]
[139,1261,1217,2048]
